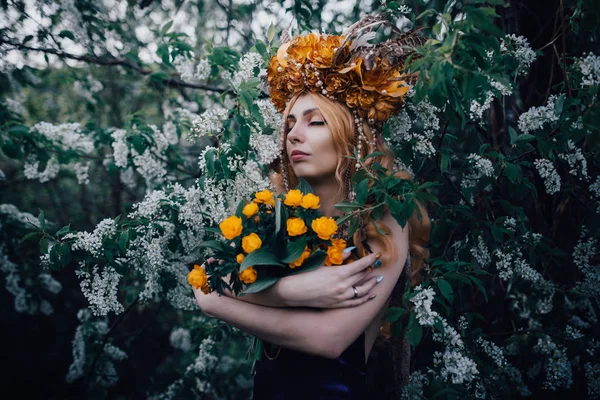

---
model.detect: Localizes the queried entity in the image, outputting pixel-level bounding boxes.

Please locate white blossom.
[501,34,537,75]
[72,161,91,185]
[534,158,561,195]
[256,99,282,131]
[461,154,494,189]
[230,52,264,88]
[585,362,600,399]
[470,236,491,267]
[104,343,128,361]
[434,348,479,384]
[75,265,124,316]
[67,218,117,258]
[4,98,24,114]
[111,128,129,168]
[558,139,589,180]
[32,121,95,153]
[190,107,229,137]
[170,327,193,351]
[23,155,61,183]
[173,57,211,83]
[518,95,559,134]
[576,53,600,87]
[534,337,573,391]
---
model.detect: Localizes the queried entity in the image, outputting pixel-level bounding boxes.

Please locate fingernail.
[373,259,382,268]
[368,294,377,300]
[343,246,356,254]
[376,275,384,284]
[375,252,381,260]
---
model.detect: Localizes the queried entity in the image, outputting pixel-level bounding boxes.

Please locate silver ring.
[352,286,358,299]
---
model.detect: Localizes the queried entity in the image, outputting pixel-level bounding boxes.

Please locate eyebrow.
[287,108,320,120]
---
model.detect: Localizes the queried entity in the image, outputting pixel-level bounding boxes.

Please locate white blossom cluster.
[534,158,561,195]
[0,203,39,228]
[67,218,117,258]
[476,337,507,368]
[111,129,129,168]
[585,362,600,399]
[230,52,264,89]
[190,107,229,137]
[401,371,428,400]
[388,100,441,158]
[170,327,193,351]
[71,161,91,185]
[534,337,573,391]
[558,139,589,180]
[572,228,600,299]
[504,365,532,397]
[470,236,491,268]
[173,57,211,83]
[518,95,559,134]
[503,217,517,232]
[576,53,600,87]
[186,336,219,393]
[32,121,95,153]
[132,149,168,185]
[73,76,103,104]
[565,325,584,340]
[590,176,600,213]
[4,97,25,114]
[501,34,537,75]
[256,99,282,131]
[469,79,512,122]
[249,131,279,166]
[461,154,494,190]
[23,155,61,183]
[75,265,124,316]
[411,286,479,384]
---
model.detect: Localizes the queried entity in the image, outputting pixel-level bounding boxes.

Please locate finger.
[353,275,379,296]
[345,252,380,276]
[329,292,378,308]
[207,257,216,264]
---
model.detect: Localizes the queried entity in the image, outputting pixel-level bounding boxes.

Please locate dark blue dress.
[253,332,367,399]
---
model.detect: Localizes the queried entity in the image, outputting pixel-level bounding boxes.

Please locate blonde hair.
[271,91,431,285]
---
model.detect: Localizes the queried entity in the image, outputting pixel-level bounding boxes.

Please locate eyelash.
[288,121,325,130]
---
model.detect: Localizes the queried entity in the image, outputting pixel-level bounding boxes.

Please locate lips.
[290,150,310,162]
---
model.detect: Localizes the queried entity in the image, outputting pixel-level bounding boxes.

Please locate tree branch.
[2,40,229,93]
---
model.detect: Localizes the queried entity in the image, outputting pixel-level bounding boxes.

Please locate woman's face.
[286,95,339,183]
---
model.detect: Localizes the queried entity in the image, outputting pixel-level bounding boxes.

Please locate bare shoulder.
[381,210,410,247]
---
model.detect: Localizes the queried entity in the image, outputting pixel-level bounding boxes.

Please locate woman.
[194,21,430,399]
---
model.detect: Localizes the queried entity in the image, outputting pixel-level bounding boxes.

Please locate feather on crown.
[266,14,425,122]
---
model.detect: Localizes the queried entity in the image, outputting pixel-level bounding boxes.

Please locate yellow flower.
[289,246,312,268]
[311,216,338,240]
[239,267,258,284]
[254,190,275,207]
[219,216,243,240]
[287,217,308,236]
[301,193,320,209]
[242,202,259,218]
[236,253,245,264]
[284,189,303,207]
[242,233,262,254]
[187,264,208,289]
[331,238,347,251]
[326,245,344,266]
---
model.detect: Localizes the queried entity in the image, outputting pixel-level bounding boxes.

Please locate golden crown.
[266,15,424,123]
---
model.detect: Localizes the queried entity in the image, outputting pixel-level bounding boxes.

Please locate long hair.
[271,91,430,285]
[271,91,431,397]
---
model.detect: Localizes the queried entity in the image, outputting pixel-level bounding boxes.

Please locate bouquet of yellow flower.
[187,184,347,296]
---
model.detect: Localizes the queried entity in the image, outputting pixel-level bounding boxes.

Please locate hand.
[191,261,220,317]
[276,251,383,309]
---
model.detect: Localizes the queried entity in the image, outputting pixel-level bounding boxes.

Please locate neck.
[306,176,344,218]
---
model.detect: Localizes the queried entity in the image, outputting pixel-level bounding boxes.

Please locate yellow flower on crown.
[242,202,259,218]
[266,22,424,123]
[220,216,242,240]
[254,190,275,207]
[242,232,263,253]
[287,217,307,236]
[311,216,338,241]
[301,193,320,209]
[239,267,258,284]
[284,189,303,207]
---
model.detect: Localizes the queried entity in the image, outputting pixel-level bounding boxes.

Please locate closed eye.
[309,121,326,126]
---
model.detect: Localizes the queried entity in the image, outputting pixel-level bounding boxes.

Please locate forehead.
[288,95,319,117]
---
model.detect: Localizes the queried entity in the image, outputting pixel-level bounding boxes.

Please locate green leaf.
[241,276,279,294]
[516,134,535,143]
[19,231,42,244]
[118,231,129,252]
[333,200,361,211]
[508,126,518,145]
[296,177,314,194]
[504,162,522,183]
[406,313,423,347]
[161,20,174,33]
[469,276,488,302]
[8,125,29,137]
[267,23,276,43]
[58,30,75,41]
[131,135,147,154]
[383,307,406,322]
[37,210,46,230]
[58,244,71,267]
[56,224,71,237]
[39,237,48,254]
[355,178,369,206]
[255,40,268,58]
[1,141,22,158]
[347,217,360,238]
[281,237,308,264]
[241,247,284,270]
[437,279,454,304]
[554,94,565,117]
[361,151,386,162]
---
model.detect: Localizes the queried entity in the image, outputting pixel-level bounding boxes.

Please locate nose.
[287,123,305,145]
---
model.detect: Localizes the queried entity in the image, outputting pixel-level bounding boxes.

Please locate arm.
[194,210,409,358]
